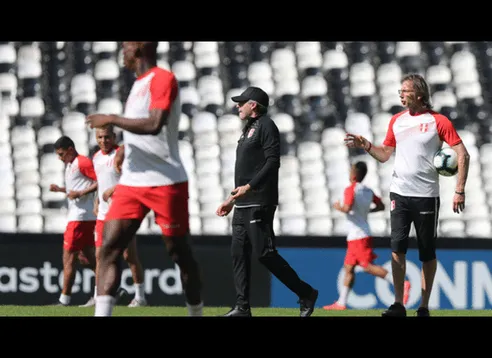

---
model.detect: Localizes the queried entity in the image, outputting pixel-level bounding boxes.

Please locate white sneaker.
[128,298,147,307]
[79,297,95,307]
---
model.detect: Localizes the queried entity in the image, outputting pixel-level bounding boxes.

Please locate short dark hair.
[54,136,75,150]
[354,161,368,182]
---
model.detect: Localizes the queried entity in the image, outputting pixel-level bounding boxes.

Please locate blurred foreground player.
[86,42,203,316]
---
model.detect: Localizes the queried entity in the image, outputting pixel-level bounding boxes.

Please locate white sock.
[337,286,350,306]
[94,285,97,299]
[134,283,145,301]
[59,294,70,305]
[95,295,114,317]
[384,271,393,283]
[186,301,203,317]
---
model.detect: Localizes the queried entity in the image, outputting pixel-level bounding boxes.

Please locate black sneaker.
[222,306,252,317]
[416,307,430,317]
[382,302,406,317]
[114,287,128,304]
[299,289,318,317]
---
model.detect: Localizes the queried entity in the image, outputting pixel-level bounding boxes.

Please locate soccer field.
[0,306,491,316]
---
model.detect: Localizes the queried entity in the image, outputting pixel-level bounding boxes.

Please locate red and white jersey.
[120,67,188,187]
[65,155,97,222]
[93,146,120,221]
[383,110,462,197]
[343,182,382,241]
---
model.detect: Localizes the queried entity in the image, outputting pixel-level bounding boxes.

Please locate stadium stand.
[0,41,491,238]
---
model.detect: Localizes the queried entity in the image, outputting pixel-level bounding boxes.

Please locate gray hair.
[249,100,268,115]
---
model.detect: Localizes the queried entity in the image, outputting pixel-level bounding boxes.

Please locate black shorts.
[390,192,440,262]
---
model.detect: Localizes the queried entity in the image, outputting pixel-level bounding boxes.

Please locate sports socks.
[134,283,145,301]
[95,295,114,316]
[186,301,203,316]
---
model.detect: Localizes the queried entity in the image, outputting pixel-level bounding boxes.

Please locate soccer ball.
[433,147,458,176]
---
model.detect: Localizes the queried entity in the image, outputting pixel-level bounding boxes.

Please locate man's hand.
[344,133,369,150]
[93,205,99,217]
[216,199,234,217]
[333,200,342,211]
[102,187,115,202]
[67,191,82,200]
[86,114,114,129]
[49,184,62,192]
[453,192,465,214]
[230,184,251,201]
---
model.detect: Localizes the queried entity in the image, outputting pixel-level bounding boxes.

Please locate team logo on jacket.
[248,128,255,138]
[420,123,429,132]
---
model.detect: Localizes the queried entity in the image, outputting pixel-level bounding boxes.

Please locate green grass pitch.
[0,306,490,316]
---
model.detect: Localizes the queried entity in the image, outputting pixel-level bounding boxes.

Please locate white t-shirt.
[93,146,120,221]
[120,67,188,187]
[343,182,382,241]
[383,110,462,197]
[65,155,97,222]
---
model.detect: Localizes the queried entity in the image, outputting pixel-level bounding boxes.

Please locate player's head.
[95,124,117,154]
[399,73,433,111]
[122,42,158,71]
[231,86,269,120]
[350,161,367,183]
[54,136,77,164]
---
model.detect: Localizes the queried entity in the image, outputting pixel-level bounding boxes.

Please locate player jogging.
[323,161,410,311]
[86,42,203,317]
[49,136,98,306]
[90,125,147,307]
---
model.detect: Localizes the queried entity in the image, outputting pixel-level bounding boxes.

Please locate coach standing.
[216,87,318,317]
[345,73,470,317]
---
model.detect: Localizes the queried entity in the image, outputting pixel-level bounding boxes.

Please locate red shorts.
[95,220,104,248]
[344,237,378,268]
[64,221,96,252]
[105,182,189,237]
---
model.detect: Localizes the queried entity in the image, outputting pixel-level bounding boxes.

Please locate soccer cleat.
[222,306,252,317]
[299,288,319,317]
[323,301,347,311]
[403,281,411,305]
[128,298,148,307]
[381,302,407,317]
[416,307,430,317]
[79,297,95,307]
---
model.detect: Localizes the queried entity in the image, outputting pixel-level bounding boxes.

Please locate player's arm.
[49,184,66,193]
[74,157,98,197]
[87,72,177,136]
[370,194,385,213]
[114,145,124,173]
[102,185,117,202]
[93,193,99,216]
[452,141,470,194]
[365,143,395,163]
[335,202,352,213]
[344,133,395,163]
[106,109,169,136]
[334,185,354,213]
